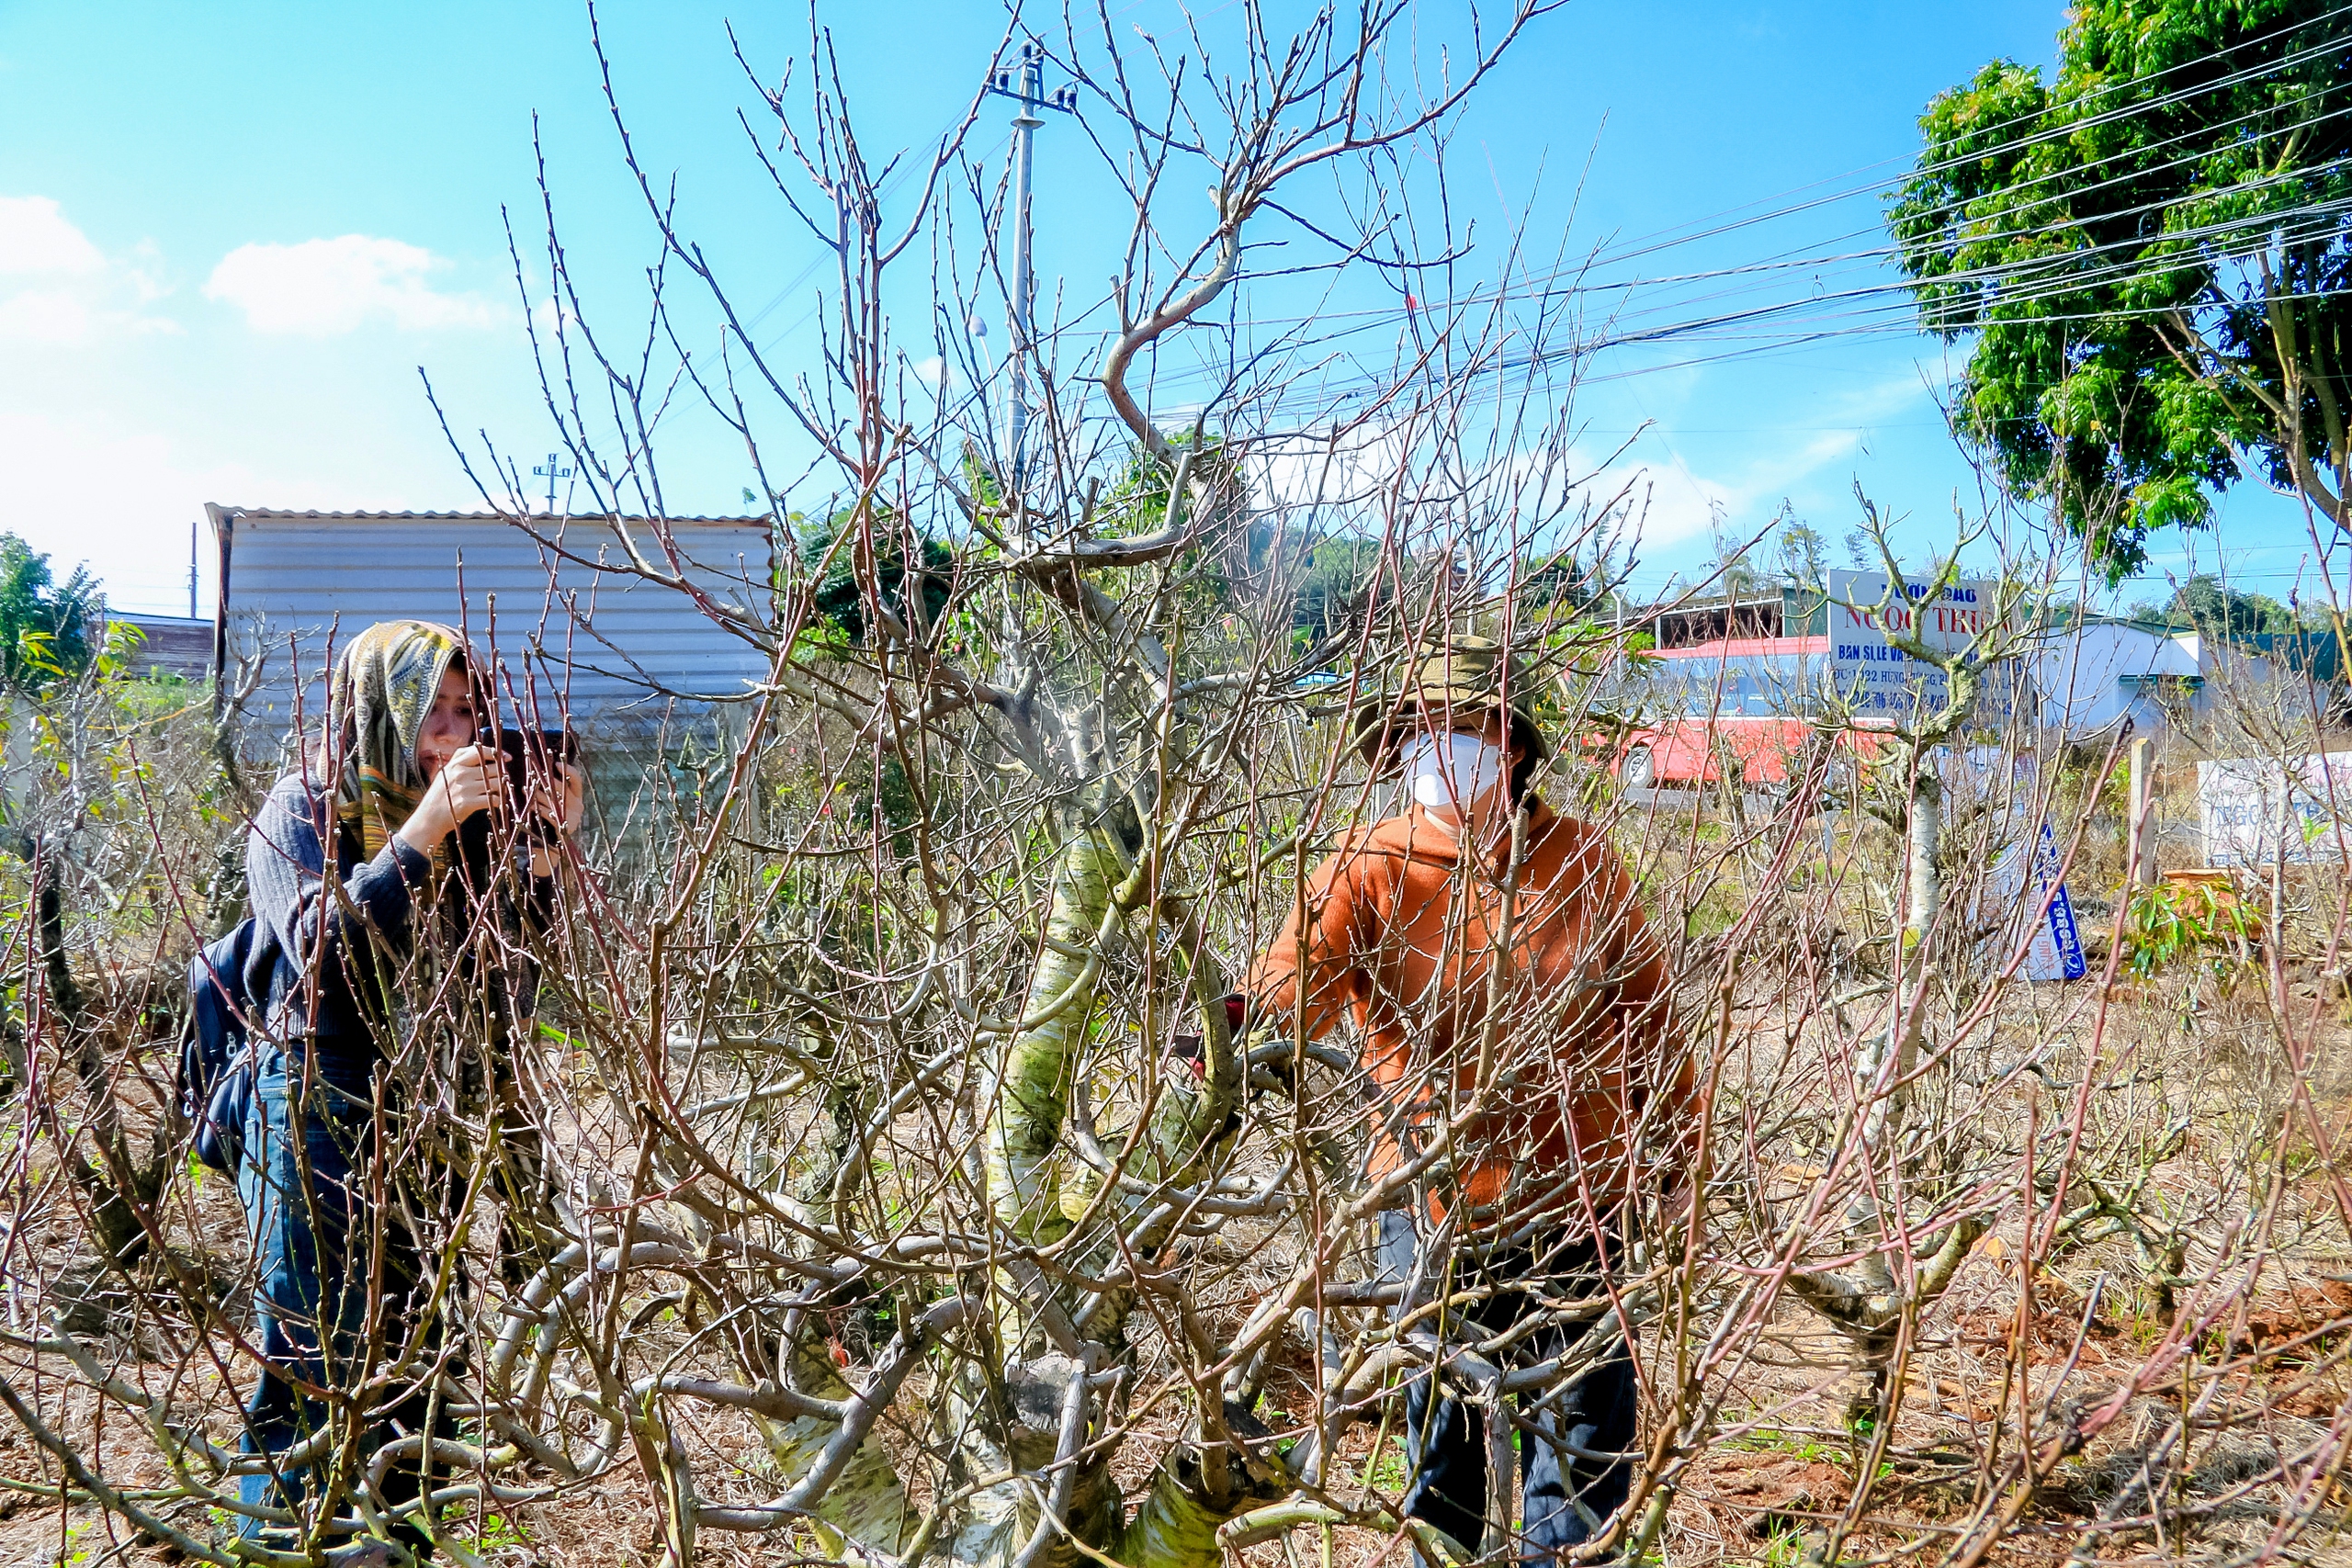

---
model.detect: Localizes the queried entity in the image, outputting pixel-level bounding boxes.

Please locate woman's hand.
[526,761,584,877]
[527,761,584,838]
[395,745,502,855]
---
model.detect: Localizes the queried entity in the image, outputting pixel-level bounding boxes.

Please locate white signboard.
[2199,751,2352,866]
[1825,570,2008,718]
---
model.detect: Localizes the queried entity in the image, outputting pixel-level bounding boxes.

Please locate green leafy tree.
[1097,429,1226,536]
[1291,536,1384,635]
[1772,518,1830,589]
[1892,0,2352,574]
[0,535,100,693]
[1705,525,1769,596]
[795,507,953,648]
[2173,571,2296,634]
[1517,549,1599,614]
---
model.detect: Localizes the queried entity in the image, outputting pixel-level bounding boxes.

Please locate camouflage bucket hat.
[1349,635,1552,775]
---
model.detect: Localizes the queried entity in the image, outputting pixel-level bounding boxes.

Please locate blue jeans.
[236,1051,443,1539]
[1377,1212,1638,1564]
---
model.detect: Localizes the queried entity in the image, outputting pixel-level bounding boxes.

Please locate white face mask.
[1402,732,1505,813]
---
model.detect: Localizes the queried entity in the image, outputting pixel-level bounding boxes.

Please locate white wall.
[2031,622,2200,740]
[212,508,775,757]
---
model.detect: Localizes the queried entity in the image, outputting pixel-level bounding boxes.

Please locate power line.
[1081,66,2352,421]
[657,6,2352,505]
[1582,6,2352,275]
[1212,259,2352,433]
[731,6,2350,434]
[1118,77,2352,420]
[1566,111,2352,314]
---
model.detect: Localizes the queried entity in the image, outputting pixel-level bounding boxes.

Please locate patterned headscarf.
[322,620,470,859]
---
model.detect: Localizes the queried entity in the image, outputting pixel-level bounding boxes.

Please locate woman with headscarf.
[236,619,582,1549]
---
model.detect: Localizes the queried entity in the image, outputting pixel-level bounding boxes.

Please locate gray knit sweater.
[243,772,431,1077]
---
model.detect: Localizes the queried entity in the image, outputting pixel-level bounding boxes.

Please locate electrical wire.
[1583,5,2352,272]
[1047,56,2352,422]
[1114,72,2352,421]
[674,8,2352,470]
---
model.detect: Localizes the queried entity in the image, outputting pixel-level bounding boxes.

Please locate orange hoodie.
[1248,798,1686,1221]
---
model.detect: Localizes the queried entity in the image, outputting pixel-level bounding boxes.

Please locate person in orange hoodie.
[1247,636,1690,1564]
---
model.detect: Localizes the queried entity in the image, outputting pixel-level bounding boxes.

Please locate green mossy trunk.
[956,800,1270,1568]
[1112,1446,1286,1567]
[987,825,1129,1247]
[752,1345,911,1554]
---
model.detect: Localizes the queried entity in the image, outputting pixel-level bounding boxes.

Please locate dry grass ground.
[6,682,2350,1568]
[4,955,2344,1568]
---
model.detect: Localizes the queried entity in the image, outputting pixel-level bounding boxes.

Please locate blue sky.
[0,0,2324,617]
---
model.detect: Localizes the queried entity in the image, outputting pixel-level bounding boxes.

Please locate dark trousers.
[1377,1211,1638,1564]
[236,1053,446,1540]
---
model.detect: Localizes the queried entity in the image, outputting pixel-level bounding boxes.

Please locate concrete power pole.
[2128,733,2157,886]
[988,42,1076,494]
[532,452,573,517]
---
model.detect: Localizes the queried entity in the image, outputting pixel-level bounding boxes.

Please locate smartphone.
[475,725,580,836]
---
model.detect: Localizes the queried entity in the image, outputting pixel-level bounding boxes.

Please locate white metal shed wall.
[210,508,775,756]
[2031,623,2200,740]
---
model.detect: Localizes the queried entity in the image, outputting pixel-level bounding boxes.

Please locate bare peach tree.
[11,8,2352,1568]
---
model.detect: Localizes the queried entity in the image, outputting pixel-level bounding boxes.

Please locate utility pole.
[2128,732,2157,886]
[187,521,198,620]
[987,42,1077,497]
[532,452,573,516]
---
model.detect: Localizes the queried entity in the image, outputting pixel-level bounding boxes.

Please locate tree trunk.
[1905,768,1940,953]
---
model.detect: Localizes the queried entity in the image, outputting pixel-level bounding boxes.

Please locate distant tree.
[796,508,952,648]
[2172,573,2296,637]
[1516,548,1599,615]
[1706,524,1770,596]
[1098,429,1243,557]
[1772,518,1830,588]
[1891,0,2352,575]
[0,536,100,694]
[1291,536,1384,636]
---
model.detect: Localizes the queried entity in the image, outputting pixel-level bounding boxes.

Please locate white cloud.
[1600,371,1936,568]
[0,196,105,276]
[0,197,177,343]
[1583,439,1824,566]
[1247,424,1690,584]
[1238,372,1931,585]
[204,235,505,336]
[1250,424,1409,516]
[0,409,409,615]
[0,289,94,343]
[1590,461,1737,552]
[0,409,258,613]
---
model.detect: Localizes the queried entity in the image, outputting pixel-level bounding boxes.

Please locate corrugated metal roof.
[108,613,214,681]
[1652,636,1832,660]
[214,507,776,756]
[214,508,771,525]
